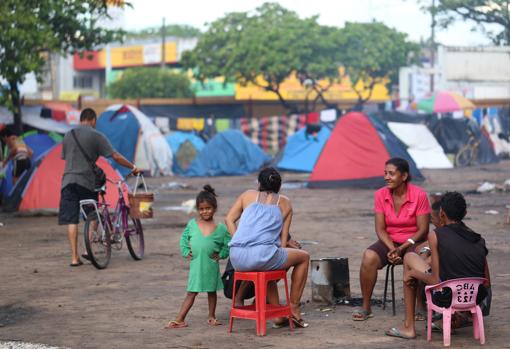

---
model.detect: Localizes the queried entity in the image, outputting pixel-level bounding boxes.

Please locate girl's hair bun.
[203,184,217,196]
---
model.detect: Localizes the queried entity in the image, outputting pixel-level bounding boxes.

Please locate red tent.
[14,143,125,213]
[41,102,80,125]
[308,112,423,188]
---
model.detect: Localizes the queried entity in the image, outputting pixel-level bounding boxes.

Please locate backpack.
[222,259,255,300]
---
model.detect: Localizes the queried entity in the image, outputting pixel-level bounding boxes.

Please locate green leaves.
[184,3,417,110]
[108,68,193,99]
[416,0,510,45]
[336,21,420,104]
[436,0,510,44]
[184,4,336,97]
[0,0,123,130]
[126,25,201,39]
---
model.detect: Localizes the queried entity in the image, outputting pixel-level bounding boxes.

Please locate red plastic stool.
[228,270,294,336]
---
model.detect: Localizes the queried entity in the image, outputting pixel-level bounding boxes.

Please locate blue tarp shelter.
[165,131,206,154]
[184,130,270,177]
[277,126,331,172]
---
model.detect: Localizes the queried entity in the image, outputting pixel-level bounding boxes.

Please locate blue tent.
[184,130,270,177]
[165,131,205,154]
[277,126,331,172]
[97,106,140,176]
[97,105,173,177]
[1,133,56,197]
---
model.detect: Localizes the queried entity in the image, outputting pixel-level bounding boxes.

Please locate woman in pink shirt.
[352,157,431,321]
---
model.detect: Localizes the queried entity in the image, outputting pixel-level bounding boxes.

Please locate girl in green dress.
[165,185,231,329]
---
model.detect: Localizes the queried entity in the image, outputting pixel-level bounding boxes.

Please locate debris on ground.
[281,181,308,190]
[162,199,196,214]
[299,240,319,245]
[477,182,496,193]
[160,181,191,190]
[484,210,499,215]
[0,342,69,349]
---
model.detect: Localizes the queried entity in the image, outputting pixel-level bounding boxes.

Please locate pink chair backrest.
[435,277,486,310]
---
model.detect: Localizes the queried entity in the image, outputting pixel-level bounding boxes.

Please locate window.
[73,75,93,89]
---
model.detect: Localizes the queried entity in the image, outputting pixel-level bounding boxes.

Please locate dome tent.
[97,105,173,176]
[276,125,331,172]
[2,143,123,213]
[184,130,270,177]
[308,112,423,188]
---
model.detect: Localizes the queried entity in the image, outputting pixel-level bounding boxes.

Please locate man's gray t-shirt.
[61,125,114,191]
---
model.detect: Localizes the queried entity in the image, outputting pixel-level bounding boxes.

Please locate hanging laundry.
[176,118,205,131]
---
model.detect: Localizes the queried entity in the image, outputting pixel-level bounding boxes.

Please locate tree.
[0,0,124,132]
[435,0,510,45]
[126,24,201,39]
[108,68,193,99]
[182,3,341,114]
[335,22,420,106]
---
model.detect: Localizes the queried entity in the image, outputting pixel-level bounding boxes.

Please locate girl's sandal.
[164,320,188,329]
[207,318,222,326]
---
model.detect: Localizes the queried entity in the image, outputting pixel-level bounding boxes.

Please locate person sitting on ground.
[0,128,33,185]
[385,191,490,340]
[166,185,231,329]
[225,167,310,328]
[353,157,431,321]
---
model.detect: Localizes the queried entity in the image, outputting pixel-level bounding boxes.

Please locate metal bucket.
[311,258,350,304]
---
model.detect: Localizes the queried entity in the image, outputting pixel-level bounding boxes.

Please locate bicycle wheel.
[125,216,144,260]
[84,212,112,269]
[455,145,473,167]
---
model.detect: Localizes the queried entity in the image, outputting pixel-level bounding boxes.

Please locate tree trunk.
[9,80,23,134]
[269,87,300,114]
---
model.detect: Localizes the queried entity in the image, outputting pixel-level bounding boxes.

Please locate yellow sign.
[111,46,144,66]
[235,72,389,101]
[109,43,177,68]
[59,90,99,101]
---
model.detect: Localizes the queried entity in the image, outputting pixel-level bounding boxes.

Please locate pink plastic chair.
[425,277,487,347]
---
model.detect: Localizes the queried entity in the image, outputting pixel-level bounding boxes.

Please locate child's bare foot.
[207,318,221,326]
[164,320,188,329]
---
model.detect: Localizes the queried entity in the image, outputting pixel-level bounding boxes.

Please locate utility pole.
[430,0,436,93]
[161,17,166,69]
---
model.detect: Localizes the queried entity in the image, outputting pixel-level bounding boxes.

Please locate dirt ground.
[1,161,510,349]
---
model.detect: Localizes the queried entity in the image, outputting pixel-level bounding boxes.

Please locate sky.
[123,0,494,46]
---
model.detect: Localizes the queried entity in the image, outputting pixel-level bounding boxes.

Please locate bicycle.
[455,128,480,167]
[79,175,145,269]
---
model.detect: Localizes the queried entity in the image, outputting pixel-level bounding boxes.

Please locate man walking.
[59,108,140,267]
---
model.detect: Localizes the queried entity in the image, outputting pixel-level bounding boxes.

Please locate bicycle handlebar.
[106,171,141,185]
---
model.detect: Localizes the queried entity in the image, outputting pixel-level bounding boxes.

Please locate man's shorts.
[367,239,415,268]
[58,183,98,225]
[13,158,31,177]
